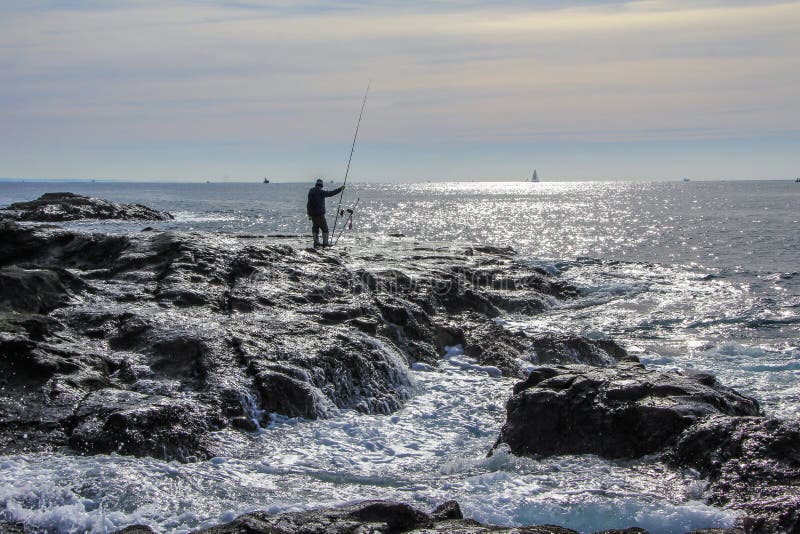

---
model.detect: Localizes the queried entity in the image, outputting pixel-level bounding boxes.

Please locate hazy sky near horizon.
[1,0,799,182]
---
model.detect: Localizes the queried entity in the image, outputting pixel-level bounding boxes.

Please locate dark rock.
[0,523,26,534]
[0,266,84,314]
[431,500,463,521]
[112,526,156,534]
[670,416,800,533]
[193,500,583,533]
[68,388,213,461]
[230,415,258,432]
[0,329,106,454]
[253,368,336,419]
[495,362,760,458]
[592,529,650,534]
[469,333,634,378]
[0,220,129,269]
[527,334,637,367]
[0,218,578,461]
[197,500,433,533]
[0,192,173,221]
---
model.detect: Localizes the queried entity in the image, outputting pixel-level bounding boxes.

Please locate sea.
[1,180,798,533]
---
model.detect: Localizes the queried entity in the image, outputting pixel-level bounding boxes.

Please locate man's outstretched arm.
[323,186,345,198]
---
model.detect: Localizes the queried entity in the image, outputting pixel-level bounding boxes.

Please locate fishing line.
[331,81,370,245]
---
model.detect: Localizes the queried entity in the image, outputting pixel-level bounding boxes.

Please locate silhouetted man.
[307,178,344,247]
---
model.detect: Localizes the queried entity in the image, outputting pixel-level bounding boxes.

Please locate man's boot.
[322,232,330,247]
[313,229,321,247]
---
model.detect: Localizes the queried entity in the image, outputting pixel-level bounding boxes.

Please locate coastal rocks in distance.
[670,416,800,533]
[494,362,760,459]
[0,216,581,461]
[0,192,173,221]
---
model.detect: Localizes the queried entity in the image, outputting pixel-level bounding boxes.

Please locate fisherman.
[307,178,345,247]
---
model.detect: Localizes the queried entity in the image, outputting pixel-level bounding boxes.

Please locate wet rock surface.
[494,362,760,459]
[2,198,794,532]
[670,416,800,533]
[0,220,583,461]
[493,361,800,531]
[189,499,637,534]
[0,192,173,221]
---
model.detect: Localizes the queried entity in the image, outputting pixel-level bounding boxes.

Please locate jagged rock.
[430,500,463,521]
[0,218,579,461]
[527,334,636,367]
[0,312,63,340]
[196,500,433,533]
[0,219,129,270]
[0,192,173,221]
[670,416,800,533]
[112,526,156,534]
[192,500,583,533]
[184,499,650,533]
[494,362,760,459]
[68,388,213,461]
[0,266,84,314]
[0,330,103,455]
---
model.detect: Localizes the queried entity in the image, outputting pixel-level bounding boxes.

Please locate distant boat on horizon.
[683,178,691,182]
[263,177,270,184]
[530,169,540,183]
[795,177,800,182]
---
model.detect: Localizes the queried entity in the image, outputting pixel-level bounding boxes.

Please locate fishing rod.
[330,81,370,245]
[333,197,360,247]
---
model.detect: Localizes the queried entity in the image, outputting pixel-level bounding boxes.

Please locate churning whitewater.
[1,180,798,533]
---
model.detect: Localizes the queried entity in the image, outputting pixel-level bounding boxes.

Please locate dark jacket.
[307,186,343,216]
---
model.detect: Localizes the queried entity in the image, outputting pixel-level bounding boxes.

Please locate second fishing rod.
[330,82,370,247]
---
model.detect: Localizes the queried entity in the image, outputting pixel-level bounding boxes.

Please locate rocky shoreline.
[1,194,798,533]
[0,192,173,222]
[0,500,651,533]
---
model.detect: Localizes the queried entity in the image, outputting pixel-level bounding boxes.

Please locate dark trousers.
[311,215,328,243]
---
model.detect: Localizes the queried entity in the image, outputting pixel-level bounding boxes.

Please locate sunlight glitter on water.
[2,180,798,532]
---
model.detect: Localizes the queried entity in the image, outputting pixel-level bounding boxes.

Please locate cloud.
[0,1,798,179]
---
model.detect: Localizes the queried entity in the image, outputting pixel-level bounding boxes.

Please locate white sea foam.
[441,344,503,377]
[3,181,798,533]
[0,362,741,533]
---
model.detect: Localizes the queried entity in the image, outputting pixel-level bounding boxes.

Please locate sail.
[531,169,539,182]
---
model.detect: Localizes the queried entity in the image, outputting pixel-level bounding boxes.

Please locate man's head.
[315,178,324,188]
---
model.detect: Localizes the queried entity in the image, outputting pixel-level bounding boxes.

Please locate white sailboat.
[530,169,539,182]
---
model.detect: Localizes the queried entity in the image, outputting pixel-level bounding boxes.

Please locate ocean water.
[1,180,798,533]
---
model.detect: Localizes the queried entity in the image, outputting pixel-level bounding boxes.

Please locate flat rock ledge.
[494,364,799,532]
[0,192,173,221]
[1,220,623,462]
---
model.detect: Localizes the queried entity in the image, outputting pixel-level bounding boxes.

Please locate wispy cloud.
[1,1,798,179]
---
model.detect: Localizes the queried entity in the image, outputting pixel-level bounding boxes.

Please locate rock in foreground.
[671,416,800,533]
[0,192,173,221]
[188,500,636,534]
[494,362,760,459]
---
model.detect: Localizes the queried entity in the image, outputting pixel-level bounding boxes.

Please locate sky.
[1,0,799,182]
